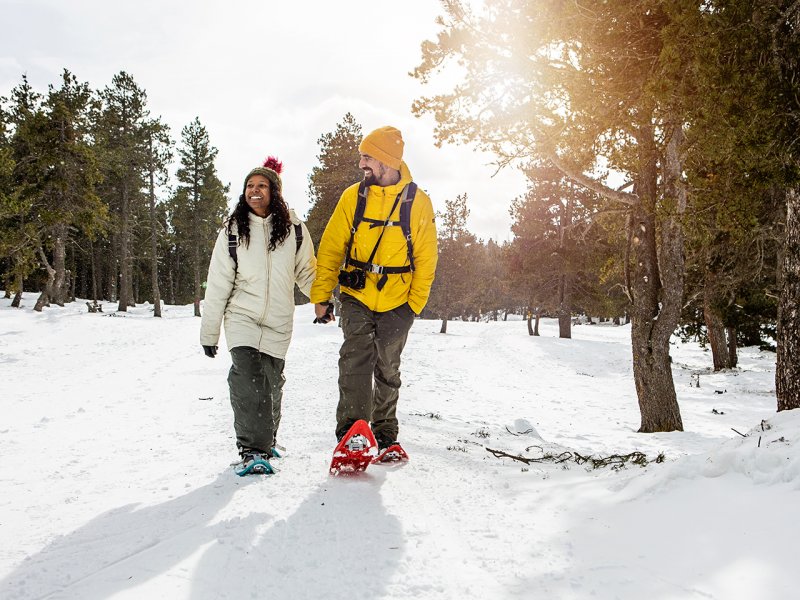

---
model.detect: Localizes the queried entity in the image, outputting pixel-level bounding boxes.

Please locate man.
[310,126,438,454]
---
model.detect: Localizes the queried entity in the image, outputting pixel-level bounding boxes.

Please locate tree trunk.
[192,182,202,317]
[193,242,202,317]
[557,271,571,339]
[51,224,68,306]
[440,318,448,334]
[534,311,541,336]
[527,309,534,336]
[11,271,23,307]
[777,187,800,411]
[168,265,175,305]
[34,245,55,312]
[630,121,684,433]
[726,326,738,368]
[558,191,573,339]
[703,269,732,371]
[90,239,99,302]
[108,234,118,302]
[118,184,131,312]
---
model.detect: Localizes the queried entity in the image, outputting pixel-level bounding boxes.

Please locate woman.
[200,157,316,475]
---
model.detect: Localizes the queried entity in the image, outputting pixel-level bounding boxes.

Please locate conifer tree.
[143,118,172,317]
[2,75,42,307]
[95,71,150,311]
[413,0,690,432]
[426,193,478,332]
[306,113,363,247]
[169,117,228,316]
[4,71,105,311]
[0,93,17,299]
[34,70,105,310]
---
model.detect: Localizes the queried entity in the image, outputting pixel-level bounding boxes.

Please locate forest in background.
[2,1,800,424]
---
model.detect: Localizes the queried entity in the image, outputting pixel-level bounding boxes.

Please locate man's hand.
[313,302,335,324]
[202,345,218,358]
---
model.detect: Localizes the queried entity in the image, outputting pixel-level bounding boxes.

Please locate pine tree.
[413,0,689,432]
[306,113,363,247]
[95,71,150,312]
[0,89,18,299]
[142,118,173,317]
[2,75,42,307]
[426,193,479,332]
[36,70,105,310]
[4,71,105,311]
[169,117,228,316]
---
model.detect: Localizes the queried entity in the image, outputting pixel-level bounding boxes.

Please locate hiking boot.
[375,435,398,451]
[233,451,274,476]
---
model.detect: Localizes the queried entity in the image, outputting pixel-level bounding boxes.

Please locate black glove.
[203,345,218,358]
[313,302,335,324]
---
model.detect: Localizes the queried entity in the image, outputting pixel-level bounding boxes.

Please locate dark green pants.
[337,294,415,445]
[228,346,285,454]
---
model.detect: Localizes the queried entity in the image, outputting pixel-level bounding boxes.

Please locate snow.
[1,294,797,600]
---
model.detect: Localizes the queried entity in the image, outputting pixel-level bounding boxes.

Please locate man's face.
[245,175,271,217]
[359,154,387,186]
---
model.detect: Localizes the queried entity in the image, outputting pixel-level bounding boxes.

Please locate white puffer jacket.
[200,209,316,359]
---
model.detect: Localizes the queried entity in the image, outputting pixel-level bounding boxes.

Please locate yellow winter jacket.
[310,162,438,314]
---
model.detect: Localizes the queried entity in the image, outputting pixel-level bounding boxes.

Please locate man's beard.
[363,169,378,186]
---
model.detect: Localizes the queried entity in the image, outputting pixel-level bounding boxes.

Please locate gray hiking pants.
[336,294,415,444]
[228,346,285,454]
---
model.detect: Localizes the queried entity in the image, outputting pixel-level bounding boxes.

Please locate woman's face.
[245,175,271,217]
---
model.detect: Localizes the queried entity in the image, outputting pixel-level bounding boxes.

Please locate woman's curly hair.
[225,170,292,251]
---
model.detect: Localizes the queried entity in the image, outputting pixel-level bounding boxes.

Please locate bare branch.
[547,152,639,206]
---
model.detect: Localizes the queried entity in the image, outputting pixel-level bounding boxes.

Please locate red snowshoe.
[329,420,379,475]
[373,443,409,464]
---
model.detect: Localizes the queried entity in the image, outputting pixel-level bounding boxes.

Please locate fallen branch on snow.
[484,447,664,470]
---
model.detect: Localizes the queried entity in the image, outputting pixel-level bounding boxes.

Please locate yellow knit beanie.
[359,126,404,170]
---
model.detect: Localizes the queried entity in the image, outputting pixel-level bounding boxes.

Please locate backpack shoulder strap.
[228,233,238,268]
[294,222,303,253]
[399,182,417,271]
[345,181,368,262]
[353,181,368,232]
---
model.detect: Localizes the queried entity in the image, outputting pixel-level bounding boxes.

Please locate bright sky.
[1,0,527,241]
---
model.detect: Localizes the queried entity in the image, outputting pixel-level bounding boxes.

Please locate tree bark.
[703,269,732,371]
[11,271,23,308]
[440,318,448,334]
[192,179,202,317]
[108,234,118,302]
[558,192,573,339]
[777,187,800,411]
[118,183,131,312]
[726,326,738,369]
[34,244,55,312]
[49,223,69,306]
[630,121,684,433]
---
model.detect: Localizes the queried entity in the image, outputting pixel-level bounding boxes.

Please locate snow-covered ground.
[1,294,797,600]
